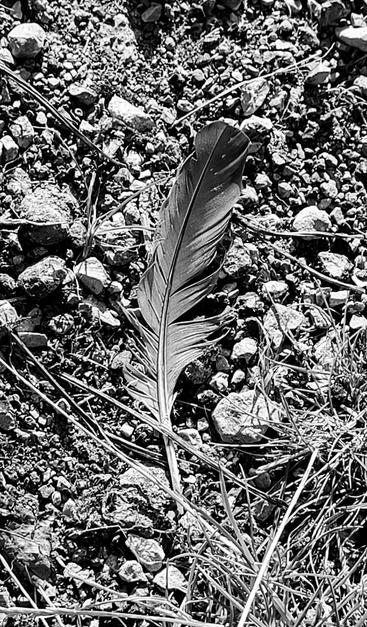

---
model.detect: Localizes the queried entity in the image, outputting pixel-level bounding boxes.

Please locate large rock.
[18,256,66,298]
[8,23,46,59]
[108,95,153,131]
[0,301,18,330]
[336,26,367,52]
[9,115,34,149]
[0,522,52,580]
[292,206,331,239]
[19,184,76,245]
[103,466,171,532]
[212,390,282,444]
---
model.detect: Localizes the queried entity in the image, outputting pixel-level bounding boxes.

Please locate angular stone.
[74,257,110,295]
[223,237,252,277]
[261,280,289,300]
[0,522,51,580]
[1,135,18,162]
[118,560,148,583]
[212,390,282,444]
[79,297,120,329]
[10,115,34,149]
[337,26,367,52]
[153,565,187,591]
[318,252,352,279]
[108,95,153,132]
[18,256,66,299]
[241,78,270,117]
[19,184,75,245]
[264,304,307,349]
[8,23,46,58]
[231,338,258,363]
[68,83,97,106]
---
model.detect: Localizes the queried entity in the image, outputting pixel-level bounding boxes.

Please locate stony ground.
[1,0,367,625]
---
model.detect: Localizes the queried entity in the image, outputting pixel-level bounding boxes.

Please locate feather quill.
[124,121,250,494]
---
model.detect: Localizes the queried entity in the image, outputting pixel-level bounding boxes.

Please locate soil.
[1,0,367,626]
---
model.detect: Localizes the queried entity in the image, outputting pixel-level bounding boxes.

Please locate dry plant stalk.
[123,121,250,495]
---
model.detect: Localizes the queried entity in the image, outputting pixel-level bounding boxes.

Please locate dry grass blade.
[237,449,319,627]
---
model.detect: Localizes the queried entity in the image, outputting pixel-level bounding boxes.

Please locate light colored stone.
[306,61,331,85]
[209,372,229,393]
[222,237,252,277]
[350,315,367,330]
[336,26,367,52]
[212,390,282,444]
[240,116,273,134]
[18,257,66,298]
[0,300,18,330]
[241,78,270,116]
[292,206,331,238]
[74,257,110,295]
[19,184,75,245]
[10,115,34,149]
[68,83,97,106]
[8,23,45,58]
[125,535,164,572]
[1,135,18,162]
[329,290,349,307]
[178,428,202,449]
[262,280,289,300]
[118,560,148,583]
[264,304,307,349]
[231,338,258,363]
[153,565,187,591]
[354,75,367,97]
[108,95,153,132]
[318,252,352,279]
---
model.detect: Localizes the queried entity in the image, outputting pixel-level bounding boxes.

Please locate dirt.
[1,0,367,626]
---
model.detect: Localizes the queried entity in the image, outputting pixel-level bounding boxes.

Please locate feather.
[124,121,250,494]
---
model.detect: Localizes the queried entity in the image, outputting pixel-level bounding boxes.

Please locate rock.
[241,78,270,117]
[0,300,18,330]
[0,585,11,626]
[0,399,15,432]
[18,332,48,348]
[110,350,132,370]
[6,167,32,198]
[292,206,332,238]
[278,182,293,198]
[79,297,120,329]
[321,0,350,26]
[48,313,74,335]
[0,274,16,297]
[231,338,258,364]
[19,184,75,245]
[329,290,349,307]
[353,75,367,97]
[68,220,87,248]
[0,522,51,580]
[1,135,18,162]
[125,535,164,572]
[103,466,171,531]
[254,173,271,190]
[8,23,46,58]
[68,83,97,106]
[318,252,352,279]
[178,428,202,449]
[108,95,153,132]
[212,390,282,444]
[209,372,229,393]
[74,257,110,295]
[350,314,367,329]
[153,566,187,591]
[118,560,148,583]
[9,115,34,149]
[222,237,252,277]
[237,292,265,315]
[141,3,162,22]
[306,62,331,85]
[18,256,66,299]
[336,26,367,52]
[240,115,273,136]
[264,304,307,349]
[262,281,289,301]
